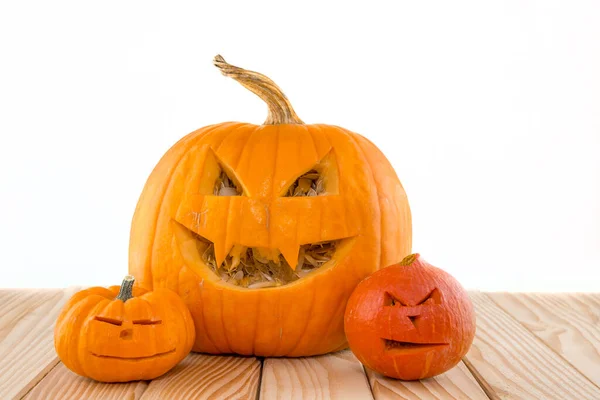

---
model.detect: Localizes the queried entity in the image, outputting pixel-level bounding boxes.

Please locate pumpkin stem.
[213,55,304,125]
[116,275,135,302]
[399,253,420,266]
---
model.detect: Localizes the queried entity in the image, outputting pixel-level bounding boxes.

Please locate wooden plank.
[366,361,489,400]
[487,292,600,387]
[465,292,600,399]
[0,288,79,400]
[24,363,148,399]
[141,353,260,399]
[260,350,373,400]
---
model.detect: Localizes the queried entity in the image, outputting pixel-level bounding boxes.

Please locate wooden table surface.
[1,290,599,400]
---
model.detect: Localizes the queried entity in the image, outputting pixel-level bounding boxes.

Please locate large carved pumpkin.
[129,55,412,357]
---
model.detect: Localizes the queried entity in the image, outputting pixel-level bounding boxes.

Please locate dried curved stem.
[213,55,304,125]
[116,275,135,302]
[399,253,419,266]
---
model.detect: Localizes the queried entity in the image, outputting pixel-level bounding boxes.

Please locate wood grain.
[141,353,260,400]
[465,292,600,399]
[24,363,148,399]
[260,350,373,400]
[0,288,79,400]
[366,361,489,400]
[488,292,600,387]
[4,289,600,400]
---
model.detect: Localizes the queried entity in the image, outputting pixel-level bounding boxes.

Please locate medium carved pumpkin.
[344,254,476,380]
[54,276,195,382]
[129,55,412,357]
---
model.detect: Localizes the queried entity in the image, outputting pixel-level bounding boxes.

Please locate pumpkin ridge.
[266,125,280,245]
[177,289,197,353]
[213,123,257,196]
[150,123,240,289]
[345,129,383,268]
[56,294,106,376]
[227,125,264,198]
[140,123,228,290]
[219,284,233,354]
[309,124,335,162]
[268,290,284,356]
[216,124,257,173]
[306,125,323,168]
[251,293,260,355]
[78,298,113,379]
[287,283,317,356]
[199,287,228,354]
[317,281,351,352]
[352,133,412,266]
[171,226,223,353]
[332,127,381,275]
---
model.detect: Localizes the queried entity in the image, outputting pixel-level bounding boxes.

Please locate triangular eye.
[384,292,407,307]
[198,148,245,196]
[417,288,442,305]
[284,151,338,197]
[285,169,324,197]
[214,166,242,196]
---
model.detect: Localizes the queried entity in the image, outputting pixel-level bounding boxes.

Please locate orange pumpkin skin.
[129,56,412,357]
[344,254,475,380]
[54,277,195,382]
[129,123,411,357]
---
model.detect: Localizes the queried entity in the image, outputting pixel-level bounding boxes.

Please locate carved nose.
[120,329,133,340]
[407,315,420,329]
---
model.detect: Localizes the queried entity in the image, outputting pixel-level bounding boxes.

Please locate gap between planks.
[464,292,600,400]
[5,287,499,400]
[255,357,264,400]
[366,360,489,400]
[0,288,80,400]
[259,349,489,400]
[25,354,262,400]
[485,292,600,391]
[11,289,600,400]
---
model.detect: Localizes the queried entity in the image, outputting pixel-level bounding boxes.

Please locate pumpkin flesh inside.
[191,229,339,288]
[189,166,336,288]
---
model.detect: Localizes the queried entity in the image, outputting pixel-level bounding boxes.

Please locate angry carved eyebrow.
[385,288,442,307]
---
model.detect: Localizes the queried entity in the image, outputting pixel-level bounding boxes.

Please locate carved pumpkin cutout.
[54,276,195,382]
[129,56,412,357]
[344,254,476,380]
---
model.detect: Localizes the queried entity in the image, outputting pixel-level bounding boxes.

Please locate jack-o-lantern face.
[54,276,195,382]
[344,254,476,380]
[172,144,356,289]
[129,56,412,357]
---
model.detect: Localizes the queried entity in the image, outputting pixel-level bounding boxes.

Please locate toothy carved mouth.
[90,348,176,360]
[383,339,449,353]
[202,240,342,288]
[173,221,354,289]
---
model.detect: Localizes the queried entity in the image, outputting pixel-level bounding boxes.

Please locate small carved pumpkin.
[54,276,195,382]
[344,254,476,380]
[129,56,412,356]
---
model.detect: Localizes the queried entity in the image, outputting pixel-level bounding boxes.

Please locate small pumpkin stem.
[399,253,420,266]
[116,275,135,302]
[213,55,304,125]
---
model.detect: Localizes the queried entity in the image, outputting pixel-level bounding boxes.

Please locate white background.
[1,1,598,291]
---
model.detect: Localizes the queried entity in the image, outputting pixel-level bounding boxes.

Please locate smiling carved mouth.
[383,339,449,353]
[91,349,176,360]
